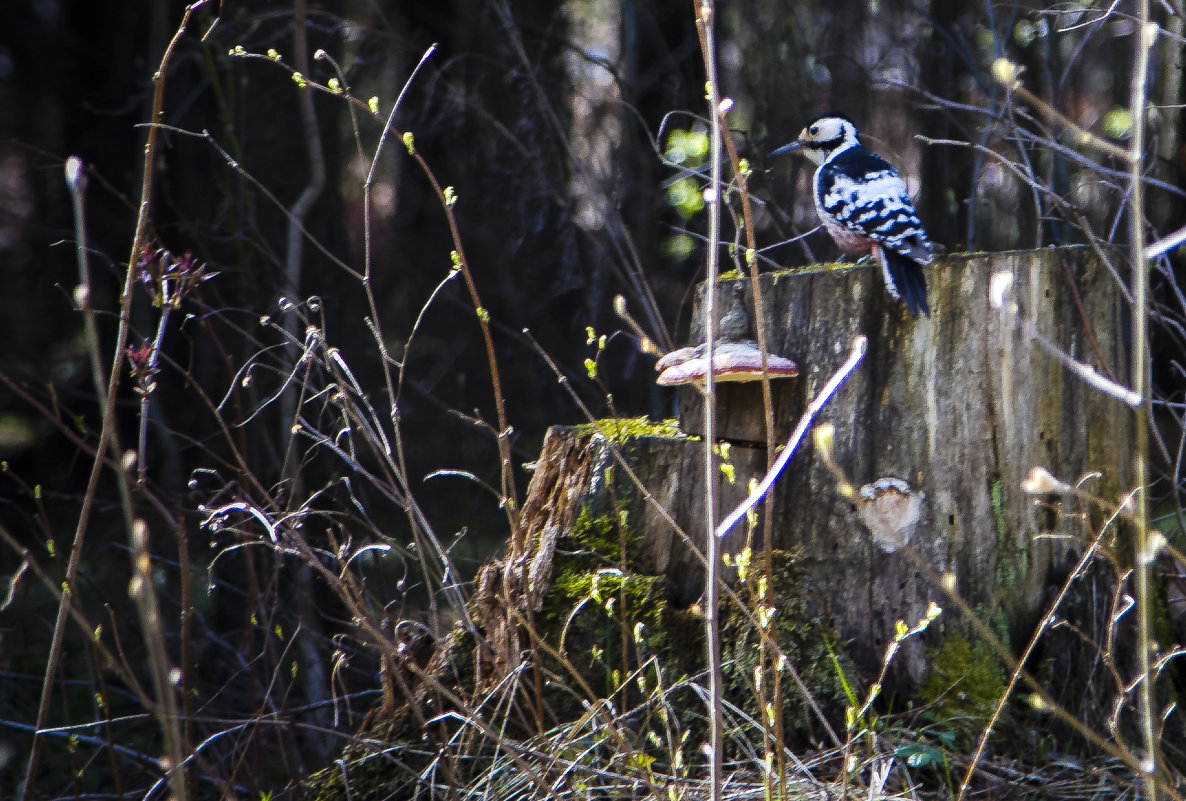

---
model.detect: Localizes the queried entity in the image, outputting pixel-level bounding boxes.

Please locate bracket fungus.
[655,283,798,386]
[856,477,923,553]
[655,342,799,386]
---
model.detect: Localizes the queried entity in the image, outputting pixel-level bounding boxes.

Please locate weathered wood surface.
[520,247,1131,682]
[521,426,764,600]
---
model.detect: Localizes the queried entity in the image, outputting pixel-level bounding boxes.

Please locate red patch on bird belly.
[824,220,873,256]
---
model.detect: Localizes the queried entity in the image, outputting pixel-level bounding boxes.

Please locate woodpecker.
[772,114,933,318]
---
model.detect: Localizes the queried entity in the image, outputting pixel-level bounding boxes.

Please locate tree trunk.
[516,246,1131,683]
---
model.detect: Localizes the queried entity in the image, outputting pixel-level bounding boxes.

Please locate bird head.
[769,114,859,165]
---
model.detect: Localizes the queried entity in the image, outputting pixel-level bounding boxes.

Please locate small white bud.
[1118,490,1138,516]
[813,423,835,454]
[992,58,1022,89]
[1138,531,1166,566]
[1021,466,1068,495]
[65,156,85,192]
[1142,22,1159,49]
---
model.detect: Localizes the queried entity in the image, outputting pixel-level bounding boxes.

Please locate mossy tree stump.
[517,246,1131,684]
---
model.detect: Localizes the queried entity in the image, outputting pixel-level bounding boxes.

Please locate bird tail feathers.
[877,247,930,318]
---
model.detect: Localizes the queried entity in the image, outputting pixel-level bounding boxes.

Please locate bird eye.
[809,125,819,135]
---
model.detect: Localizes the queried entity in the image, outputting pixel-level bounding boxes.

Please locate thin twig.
[697,2,724,798]
[992,59,1131,162]
[957,487,1127,799]
[23,7,206,796]
[1146,222,1186,260]
[989,273,1140,407]
[279,0,328,490]
[1127,2,1159,795]
[691,9,785,785]
[715,336,868,540]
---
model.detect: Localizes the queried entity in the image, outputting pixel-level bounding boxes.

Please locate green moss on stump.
[571,415,687,445]
[720,549,853,731]
[917,633,1008,747]
[535,522,851,747]
[533,509,676,711]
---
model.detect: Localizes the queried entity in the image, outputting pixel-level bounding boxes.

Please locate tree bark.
[517,246,1131,683]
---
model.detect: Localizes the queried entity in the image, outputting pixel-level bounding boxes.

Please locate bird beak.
[768,140,803,158]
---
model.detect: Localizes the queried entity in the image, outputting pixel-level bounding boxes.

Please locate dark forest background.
[1,1,1185,798]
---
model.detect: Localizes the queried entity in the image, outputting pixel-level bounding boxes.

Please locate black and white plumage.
[772,114,933,318]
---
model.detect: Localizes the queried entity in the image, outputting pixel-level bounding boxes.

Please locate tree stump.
[517,246,1131,683]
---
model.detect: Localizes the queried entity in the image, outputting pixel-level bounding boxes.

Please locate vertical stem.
[279,0,327,484]
[138,304,172,486]
[691,13,782,794]
[177,522,196,801]
[1128,2,1157,797]
[129,518,187,801]
[24,157,105,801]
[698,1,723,799]
[23,7,205,794]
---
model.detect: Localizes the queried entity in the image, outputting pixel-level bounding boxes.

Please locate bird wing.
[820,149,933,264]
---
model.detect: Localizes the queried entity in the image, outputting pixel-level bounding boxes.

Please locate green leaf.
[1102,108,1133,140]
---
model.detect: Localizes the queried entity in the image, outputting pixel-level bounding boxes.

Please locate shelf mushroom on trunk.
[655,284,799,387]
[654,342,799,386]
